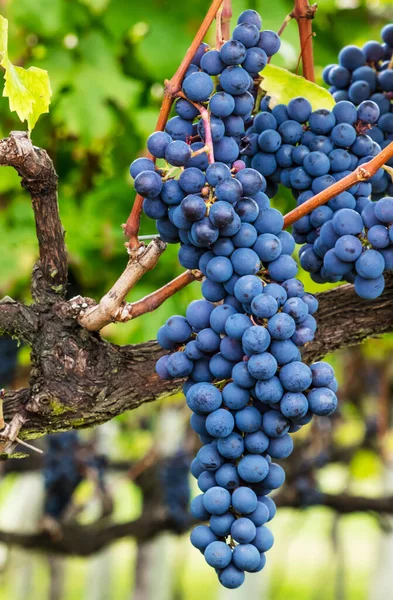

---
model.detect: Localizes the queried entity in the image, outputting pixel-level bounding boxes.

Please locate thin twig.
[278,13,293,37]
[216,5,224,49]
[283,142,393,228]
[176,91,215,164]
[268,12,293,64]
[124,0,225,248]
[115,270,203,322]
[15,437,43,455]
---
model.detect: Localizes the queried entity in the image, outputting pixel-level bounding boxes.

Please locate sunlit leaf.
[0,15,52,130]
[260,64,336,111]
[0,15,8,64]
[16,66,52,130]
[3,62,35,122]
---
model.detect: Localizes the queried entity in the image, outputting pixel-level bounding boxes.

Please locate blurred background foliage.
[1,0,393,599]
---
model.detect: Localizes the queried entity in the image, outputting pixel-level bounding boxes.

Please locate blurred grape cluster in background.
[1,0,393,598]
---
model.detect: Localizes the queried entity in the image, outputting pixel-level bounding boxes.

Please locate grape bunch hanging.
[323,23,393,196]
[128,6,393,591]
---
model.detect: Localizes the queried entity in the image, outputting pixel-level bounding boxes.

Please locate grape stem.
[78,238,167,331]
[124,0,225,248]
[278,13,293,38]
[283,141,393,228]
[110,270,203,323]
[221,0,232,45]
[176,91,215,164]
[274,0,317,80]
[216,5,224,49]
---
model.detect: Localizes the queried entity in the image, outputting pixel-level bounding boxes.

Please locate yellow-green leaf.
[0,15,8,65]
[3,62,35,123]
[0,14,52,130]
[16,66,52,130]
[260,64,335,111]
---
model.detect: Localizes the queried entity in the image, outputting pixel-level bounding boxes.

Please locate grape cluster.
[301,196,393,299]
[43,432,108,520]
[155,220,338,589]
[240,94,381,205]
[156,273,337,588]
[43,432,83,519]
[160,450,191,530]
[323,23,393,196]
[237,94,393,297]
[128,7,340,590]
[129,9,281,247]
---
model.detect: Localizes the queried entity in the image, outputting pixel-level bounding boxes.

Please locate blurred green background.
[1,0,393,598]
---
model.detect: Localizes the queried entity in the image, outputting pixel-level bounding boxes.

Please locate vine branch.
[283,141,393,228]
[115,269,203,323]
[0,132,67,302]
[0,298,38,343]
[77,238,167,332]
[292,0,317,82]
[4,273,393,440]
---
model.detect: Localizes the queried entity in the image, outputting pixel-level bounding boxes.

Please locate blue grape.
[233,544,261,572]
[238,454,269,483]
[308,387,338,416]
[190,526,218,551]
[204,541,232,568]
[218,565,245,590]
[232,22,260,48]
[355,249,385,278]
[165,140,192,166]
[235,406,262,433]
[182,72,213,102]
[206,409,235,438]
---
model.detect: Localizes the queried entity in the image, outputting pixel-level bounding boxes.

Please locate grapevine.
[1,0,393,579]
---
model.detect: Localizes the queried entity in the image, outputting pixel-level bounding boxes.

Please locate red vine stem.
[216,5,224,49]
[283,142,393,228]
[118,270,203,321]
[125,0,225,248]
[278,13,293,38]
[292,0,317,82]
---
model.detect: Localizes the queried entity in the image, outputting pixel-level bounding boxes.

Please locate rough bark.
[0,132,67,302]
[0,299,38,343]
[3,272,393,440]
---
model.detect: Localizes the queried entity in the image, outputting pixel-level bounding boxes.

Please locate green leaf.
[260,64,336,111]
[16,66,52,130]
[0,14,52,130]
[0,15,8,63]
[3,63,52,130]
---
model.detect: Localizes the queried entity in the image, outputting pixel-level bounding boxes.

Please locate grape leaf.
[0,14,52,130]
[12,66,52,130]
[260,64,335,111]
[0,14,8,61]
